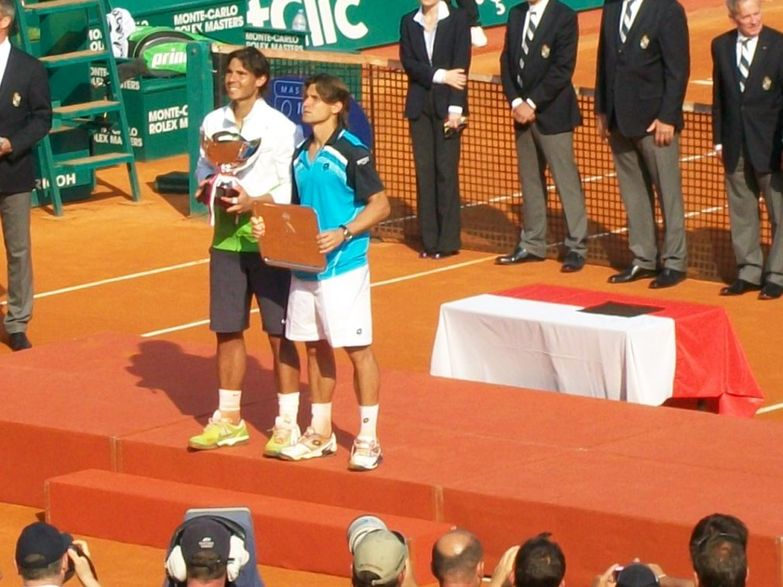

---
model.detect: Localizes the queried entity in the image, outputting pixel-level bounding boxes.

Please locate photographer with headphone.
[164,516,259,587]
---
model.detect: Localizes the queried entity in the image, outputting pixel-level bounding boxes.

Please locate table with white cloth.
[430,284,763,416]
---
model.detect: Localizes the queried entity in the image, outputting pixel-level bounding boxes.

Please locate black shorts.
[209,248,291,336]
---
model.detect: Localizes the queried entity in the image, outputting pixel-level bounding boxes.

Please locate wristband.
[339,224,354,241]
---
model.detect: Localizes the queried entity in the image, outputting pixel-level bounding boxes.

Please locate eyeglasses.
[694,531,742,553]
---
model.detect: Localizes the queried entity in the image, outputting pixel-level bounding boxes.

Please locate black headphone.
[164,516,250,585]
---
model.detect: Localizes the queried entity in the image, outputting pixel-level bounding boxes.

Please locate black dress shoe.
[9,332,32,352]
[561,251,585,273]
[650,268,687,289]
[759,282,783,300]
[608,265,657,284]
[720,279,761,296]
[432,251,459,260]
[495,247,545,265]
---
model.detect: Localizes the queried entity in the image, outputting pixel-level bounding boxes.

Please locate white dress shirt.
[619,0,644,39]
[511,0,550,111]
[736,33,759,68]
[0,37,11,86]
[714,32,760,152]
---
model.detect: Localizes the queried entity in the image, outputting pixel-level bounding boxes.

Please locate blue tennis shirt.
[292,127,385,281]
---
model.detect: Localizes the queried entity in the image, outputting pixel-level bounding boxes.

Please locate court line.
[4,148,725,310]
[0,259,210,307]
[142,319,211,338]
[141,255,497,338]
[379,149,719,227]
[371,255,495,287]
[756,402,783,415]
[1,151,726,315]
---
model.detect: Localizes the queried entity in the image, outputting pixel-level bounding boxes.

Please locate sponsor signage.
[270,75,373,146]
[245,27,307,50]
[248,0,602,51]
[104,0,247,44]
[104,0,602,53]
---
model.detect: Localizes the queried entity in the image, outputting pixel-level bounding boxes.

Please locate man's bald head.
[431,529,484,586]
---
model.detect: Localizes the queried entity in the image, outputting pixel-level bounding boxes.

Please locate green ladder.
[14,0,140,215]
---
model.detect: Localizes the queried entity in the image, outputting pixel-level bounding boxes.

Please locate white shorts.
[286,265,373,348]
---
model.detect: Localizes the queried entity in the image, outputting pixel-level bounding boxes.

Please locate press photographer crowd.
[8,511,749,586]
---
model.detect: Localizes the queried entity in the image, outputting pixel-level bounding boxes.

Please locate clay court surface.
[2,2,783,583]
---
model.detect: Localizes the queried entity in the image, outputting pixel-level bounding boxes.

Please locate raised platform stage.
[3,333,783,585]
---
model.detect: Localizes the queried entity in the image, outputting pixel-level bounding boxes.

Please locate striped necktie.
[738,37,751,92]
[620,0,637,43]
[517,10,538,85]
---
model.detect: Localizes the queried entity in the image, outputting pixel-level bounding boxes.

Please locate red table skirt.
[498,285,763,417]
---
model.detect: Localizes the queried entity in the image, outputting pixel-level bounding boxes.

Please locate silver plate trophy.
[198,130,261,224]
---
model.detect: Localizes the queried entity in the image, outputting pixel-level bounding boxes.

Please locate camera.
[346,515,388,554]
[65,543,98,583]
[443,116,468,139]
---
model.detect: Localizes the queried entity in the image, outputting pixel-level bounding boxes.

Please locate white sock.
[218,389,242,422]
[278,392,300,423]
[311,403,332,436]
[358,404,379,440]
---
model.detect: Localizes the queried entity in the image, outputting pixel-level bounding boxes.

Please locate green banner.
[98,0,604,53]
[246,0,602,51]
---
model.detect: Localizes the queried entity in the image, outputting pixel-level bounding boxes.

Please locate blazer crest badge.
[12,92,21,107]
[541,44,550,58]
[640,35,650,49]
[762,76,772,91]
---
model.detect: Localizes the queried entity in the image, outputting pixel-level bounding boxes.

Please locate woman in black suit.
[400,0,471,258]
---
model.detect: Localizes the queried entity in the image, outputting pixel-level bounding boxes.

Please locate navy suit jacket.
[595,0,689,137]
[0,46,51,195]
[400,5,471,120]
[500,0,581,134]
[712,26,783,174]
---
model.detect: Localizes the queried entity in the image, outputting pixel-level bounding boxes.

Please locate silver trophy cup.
[199,130,261,223]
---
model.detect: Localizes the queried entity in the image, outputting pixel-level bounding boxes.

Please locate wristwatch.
[339,224,354,241]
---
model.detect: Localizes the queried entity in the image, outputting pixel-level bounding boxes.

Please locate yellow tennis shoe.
[188,411,250,450]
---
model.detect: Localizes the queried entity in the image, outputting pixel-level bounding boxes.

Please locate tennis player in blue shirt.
[252,74,390,470]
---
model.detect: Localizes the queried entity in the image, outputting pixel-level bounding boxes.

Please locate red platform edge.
[45,469,450,582]
[3,333,783,586]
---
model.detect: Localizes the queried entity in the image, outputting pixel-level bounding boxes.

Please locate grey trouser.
[609,131,687,271]
[0,191,33,334]
[516,124,588,257]
[726,154,783,286]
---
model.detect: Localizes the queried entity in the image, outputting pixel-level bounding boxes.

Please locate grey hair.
[726,0,757,15]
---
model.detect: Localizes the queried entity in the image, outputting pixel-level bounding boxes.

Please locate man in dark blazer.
[595,0,690,288]
[496,0,588,272]
[400,0,471,259]
[0,0,52,350]
[712,0,783,300]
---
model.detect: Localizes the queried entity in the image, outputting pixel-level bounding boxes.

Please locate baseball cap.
[347,515,388,554]
[352,529,407,585]
[180,517,231,565]
[617,563,659,587]
[15,522,73,570]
